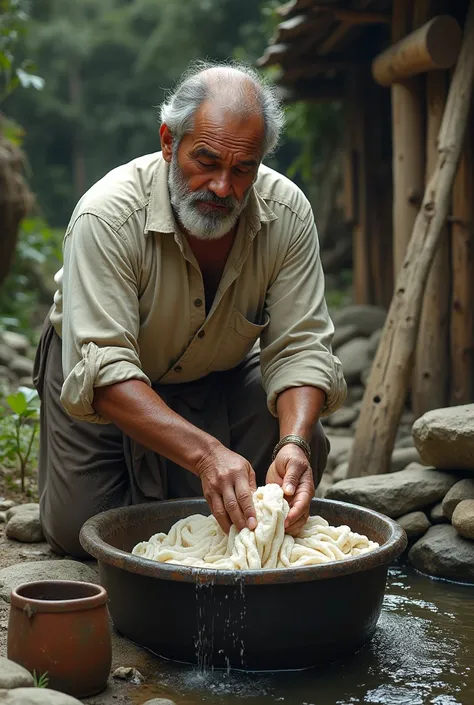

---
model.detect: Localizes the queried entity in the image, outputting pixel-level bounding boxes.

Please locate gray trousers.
[33,319,329,558]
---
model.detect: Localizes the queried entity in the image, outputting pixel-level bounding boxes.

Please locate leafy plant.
[33,670,49,688]
[0,216,63,336]
[0,0,44,103]
[0,385,40,493]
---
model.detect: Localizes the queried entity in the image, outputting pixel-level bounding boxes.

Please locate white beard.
[167,155,251,241]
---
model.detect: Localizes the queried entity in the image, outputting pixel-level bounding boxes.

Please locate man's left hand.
[265,444,315,536]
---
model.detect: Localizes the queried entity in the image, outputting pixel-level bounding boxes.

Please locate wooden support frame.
[412,69,450,416]
[391,1,425,280]
[450,99,474,405]
[372,14,462,86]
[346,2,474,478]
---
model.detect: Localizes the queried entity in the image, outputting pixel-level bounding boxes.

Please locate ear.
[160,124,173,162]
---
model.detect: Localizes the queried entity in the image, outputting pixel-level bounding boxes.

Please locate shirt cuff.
[264,352,347,418]
[60,341,151,423]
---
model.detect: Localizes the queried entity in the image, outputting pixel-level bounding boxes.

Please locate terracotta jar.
[7,580,112,698]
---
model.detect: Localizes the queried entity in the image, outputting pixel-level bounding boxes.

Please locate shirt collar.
[144,152,278,236]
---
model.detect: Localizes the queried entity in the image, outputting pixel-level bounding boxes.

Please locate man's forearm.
[276,386,326,441]
[93,379,220,474]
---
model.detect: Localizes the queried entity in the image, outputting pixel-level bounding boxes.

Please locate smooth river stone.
[396,511,431,539]
[325,466,458,518]
[451,500,474,540]
[442,479,474,520]
[412,404,474,472]
[0,688,82,703]
[332,305,387,337]
[409,524,474,583]
[0,560,98,603]
[0,657,34,688]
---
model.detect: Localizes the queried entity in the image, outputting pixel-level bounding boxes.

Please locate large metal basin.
[79,498,406,671]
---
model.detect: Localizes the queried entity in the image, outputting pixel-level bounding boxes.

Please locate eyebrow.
[193,147,258,169]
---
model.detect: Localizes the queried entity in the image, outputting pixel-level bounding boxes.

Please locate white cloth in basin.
[132,484,379,570]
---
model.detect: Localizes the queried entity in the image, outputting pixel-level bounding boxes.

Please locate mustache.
[189,190,237,209]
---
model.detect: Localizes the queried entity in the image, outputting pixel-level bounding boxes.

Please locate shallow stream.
[132,566,474,705]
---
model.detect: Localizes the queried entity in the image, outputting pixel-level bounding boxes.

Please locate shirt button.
[174,365,182,373]
[197,330,205,339]
[194,298,203,308]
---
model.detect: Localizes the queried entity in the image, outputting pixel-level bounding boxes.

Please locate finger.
[282,457,308,497]
[223,488,247,532]
[286,498,309,527]
[235,478,257,531]
[285,516,308,537]
[209,493,232,534]
[265,461,282,487]
[248,466,258,493]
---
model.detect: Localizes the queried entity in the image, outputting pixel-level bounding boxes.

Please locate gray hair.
[159,60,285,157]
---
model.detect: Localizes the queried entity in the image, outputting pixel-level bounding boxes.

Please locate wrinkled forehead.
[187,100,265,159]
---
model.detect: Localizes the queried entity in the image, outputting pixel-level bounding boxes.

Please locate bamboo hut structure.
[259,0,474,475]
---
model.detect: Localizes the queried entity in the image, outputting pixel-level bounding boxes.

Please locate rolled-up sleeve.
[260,207,347,418]
[60,212,151,423]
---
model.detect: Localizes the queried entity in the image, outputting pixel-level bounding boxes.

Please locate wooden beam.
[450,100,474,405]
[346,1,474,478]
[412,69,450,417]
[391,1,425,279]
[276,77,345,102]
[256,44,289,68]
[314,7,390,25]
[372,14,462,86]
[276,0,314,18]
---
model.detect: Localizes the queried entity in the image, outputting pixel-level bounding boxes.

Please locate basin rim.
[79,497,407,585]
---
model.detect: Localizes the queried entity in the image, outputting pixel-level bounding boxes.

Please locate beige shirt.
[50,151,347,424]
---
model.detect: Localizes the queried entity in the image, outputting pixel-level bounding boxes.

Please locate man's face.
[164,101,264,240]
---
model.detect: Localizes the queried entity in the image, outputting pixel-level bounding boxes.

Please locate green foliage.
[33,670,49,688]
[0,216,62,336]
[0,0,44,103]
[0,385,40,494]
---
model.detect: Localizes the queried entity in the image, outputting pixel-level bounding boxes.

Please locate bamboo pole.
[391,1,425,279]
[412,70,450,417]
[347,1,474,478]
[450,100,474,404]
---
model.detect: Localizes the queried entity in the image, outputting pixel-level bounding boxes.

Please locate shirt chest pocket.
[208,309,269,372]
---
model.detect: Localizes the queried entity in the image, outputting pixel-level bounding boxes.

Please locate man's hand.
[195,447,257,534]
[266,444,315,536]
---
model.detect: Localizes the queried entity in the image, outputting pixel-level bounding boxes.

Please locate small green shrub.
[0,385,40,493]
[33,670,49,688]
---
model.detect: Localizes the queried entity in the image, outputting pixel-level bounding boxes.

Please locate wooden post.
[450,101,474,404]
[391,1,425,279]
[372,15,462,86]
[347,2,474,478]
[345,66,373,304]
[412,71,450,417]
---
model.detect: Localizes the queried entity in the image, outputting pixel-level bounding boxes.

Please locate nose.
[209,170,232,199]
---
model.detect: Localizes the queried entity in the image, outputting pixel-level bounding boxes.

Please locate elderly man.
[33,62,346,558]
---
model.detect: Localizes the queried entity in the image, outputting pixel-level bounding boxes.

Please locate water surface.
[133,567,474,705]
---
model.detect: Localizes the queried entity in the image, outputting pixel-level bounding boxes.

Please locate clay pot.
[7,580,112,698]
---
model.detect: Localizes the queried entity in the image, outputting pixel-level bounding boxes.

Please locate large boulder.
[335,338,371,385]
[441,479,474,520]
[409,524,474,582]
[1,331,29,356]
[412,404,474,472]
[325,466,458,518]
[332,305,386,337]
[0,560,98,603]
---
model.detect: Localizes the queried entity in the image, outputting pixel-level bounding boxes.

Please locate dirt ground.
[0,518,180,704]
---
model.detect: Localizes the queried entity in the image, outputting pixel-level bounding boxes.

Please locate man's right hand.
[195,447,257,534]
